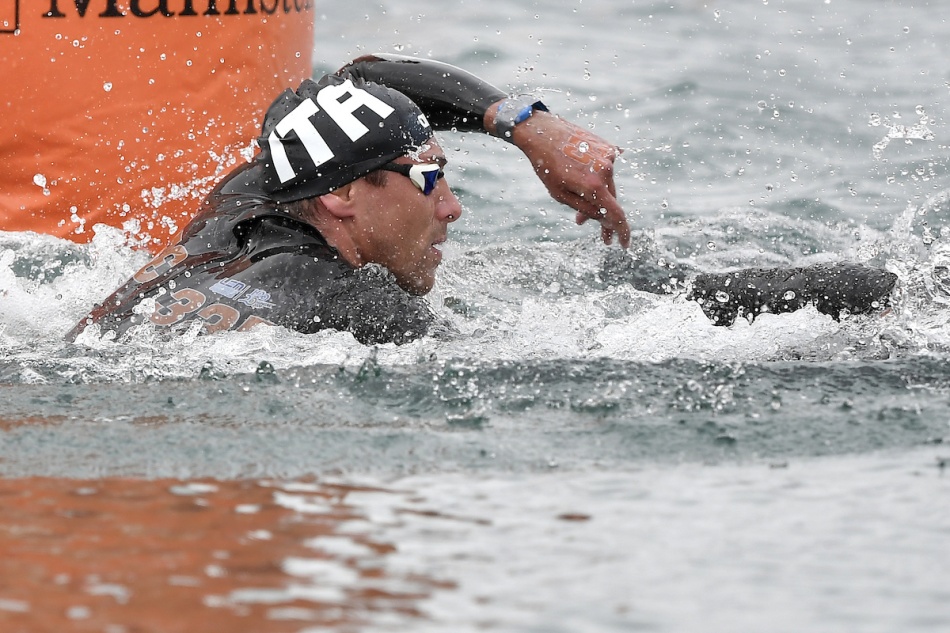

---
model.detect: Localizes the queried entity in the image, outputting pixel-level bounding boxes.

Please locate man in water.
[68,55,631,344]
[68,55,897,344]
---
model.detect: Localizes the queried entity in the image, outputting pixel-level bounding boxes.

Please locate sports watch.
[494,95,549,143]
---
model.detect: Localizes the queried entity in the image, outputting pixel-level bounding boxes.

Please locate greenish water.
[0,356,948,478]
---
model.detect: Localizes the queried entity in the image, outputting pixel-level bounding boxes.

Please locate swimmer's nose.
[436,181,463,223]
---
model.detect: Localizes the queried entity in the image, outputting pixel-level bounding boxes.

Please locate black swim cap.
[256,76,434,203]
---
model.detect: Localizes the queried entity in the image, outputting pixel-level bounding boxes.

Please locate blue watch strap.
[495,96,548,142]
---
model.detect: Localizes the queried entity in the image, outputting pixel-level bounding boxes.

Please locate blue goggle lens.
[380,162,444,195]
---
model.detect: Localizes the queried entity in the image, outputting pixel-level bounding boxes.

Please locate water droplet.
[706,241,717,250]
[783,290,796,300]
[32,174,47,188]
[103,82,112,92]
[715,291,730,303]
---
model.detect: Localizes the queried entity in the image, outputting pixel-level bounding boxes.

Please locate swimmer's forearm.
[687,263,898,326]
[336,54,507,134]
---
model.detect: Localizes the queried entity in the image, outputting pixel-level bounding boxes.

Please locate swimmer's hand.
[488,106,630,248]
[687,263,898,326]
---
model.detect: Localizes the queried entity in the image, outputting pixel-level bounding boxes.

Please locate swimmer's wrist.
[487,96,549,143]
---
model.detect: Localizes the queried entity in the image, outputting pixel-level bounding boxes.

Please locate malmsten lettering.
[44,0,313,18]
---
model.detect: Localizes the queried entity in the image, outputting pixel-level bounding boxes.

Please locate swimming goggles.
[379,162,444,196]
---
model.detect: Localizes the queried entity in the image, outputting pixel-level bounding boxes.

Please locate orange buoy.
[0,1,313,251]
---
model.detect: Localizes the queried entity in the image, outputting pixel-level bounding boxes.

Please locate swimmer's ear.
[318,183,356,218]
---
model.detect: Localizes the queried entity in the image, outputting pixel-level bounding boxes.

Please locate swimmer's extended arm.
[686,263,898,326]
[338,54,631,248]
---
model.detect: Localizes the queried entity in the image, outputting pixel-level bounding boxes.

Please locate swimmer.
[68,55,629,344]
[67,55,896,344]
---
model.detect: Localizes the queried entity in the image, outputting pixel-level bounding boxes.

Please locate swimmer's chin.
[395,268,439,296]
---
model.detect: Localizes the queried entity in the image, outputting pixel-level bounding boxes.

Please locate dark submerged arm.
[686,263,898,326]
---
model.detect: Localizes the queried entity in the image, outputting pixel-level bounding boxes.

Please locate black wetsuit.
[67,55,505,344]
[67,164,437,344]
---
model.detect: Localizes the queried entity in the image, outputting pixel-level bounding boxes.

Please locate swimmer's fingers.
[565,186,631,248]
[535,150,630,247]
[575,154,630,247]
[576,211,617,246]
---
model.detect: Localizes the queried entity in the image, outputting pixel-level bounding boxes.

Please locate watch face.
[496,97,547,141]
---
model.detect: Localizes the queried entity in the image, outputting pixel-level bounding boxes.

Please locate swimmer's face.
[351,140,462,295]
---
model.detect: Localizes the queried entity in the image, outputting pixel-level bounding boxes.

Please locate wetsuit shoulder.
[66,182,288,341]
[67,183,434,345]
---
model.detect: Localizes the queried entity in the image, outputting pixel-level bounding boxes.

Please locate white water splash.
[871,107,935,160]
[0,201,944,383]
